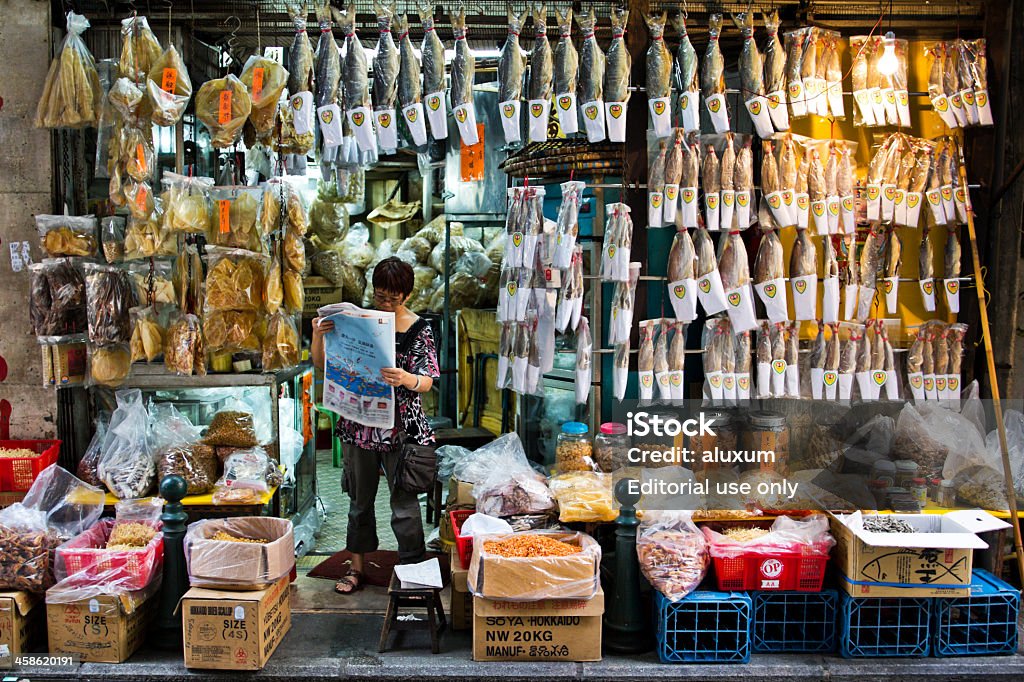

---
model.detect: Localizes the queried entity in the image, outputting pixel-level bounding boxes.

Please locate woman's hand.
[313,317,335,335]
[381,367,414,388]
[310,317,334,370]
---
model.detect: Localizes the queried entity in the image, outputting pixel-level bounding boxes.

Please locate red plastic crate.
[710,543,831,591]
[0,439,60,492]
[56,519,163,591]
[450,509,474,568]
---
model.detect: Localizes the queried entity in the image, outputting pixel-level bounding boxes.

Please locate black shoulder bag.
[392,318,437,494]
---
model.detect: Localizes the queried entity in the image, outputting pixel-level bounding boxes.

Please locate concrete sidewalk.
[10,607,1024,682]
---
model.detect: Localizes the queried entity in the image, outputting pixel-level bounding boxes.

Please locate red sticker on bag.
[218,91,233,124]
[135,143,146,174]
[219,199,231,234]
[161,68,178,93]
[252,67,265,99]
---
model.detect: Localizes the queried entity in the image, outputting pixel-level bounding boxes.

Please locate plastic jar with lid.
[594,422,630,472]
[938,479,957,507]
[910,478,928,505]
[741,411,789,474]
[894,460,919,489]
[868,480,890,510]
[689,411,734,475]
[556,422,595,472]
[927,477,942,503]
[870,459,896,488]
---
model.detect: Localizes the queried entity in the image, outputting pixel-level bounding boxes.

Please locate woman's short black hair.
[372,256,415,297]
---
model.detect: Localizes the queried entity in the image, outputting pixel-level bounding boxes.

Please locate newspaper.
[318,303,396,429]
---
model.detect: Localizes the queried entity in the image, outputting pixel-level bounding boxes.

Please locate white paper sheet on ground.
[757,361,771,398]
[856,284,875,322]
[941,185,956,224]
[926,188,947,225]
[856,371,873,401]
[705,370,724,403]
[811,367,824,399]
[648,191,664,227]
[705,93,729,133]
[395,558,444,589]
[924,374,937,401]
[424,91,448,139]
[771,359,786,397]
[656,371,673,401]
[754,278,789,323]
[555,92,578,134]
[704,192,720,231]
[919,278,936,312]
[318,103,344,146]
[696,270,727,315]
[680,187,698,227]
[498,99,521,144]
[347,106,377,152]
[639,370,654,401]
[649,96,672,137]
[884,369,899,400]
[824,369,838,400]
[954,187,968,223]
[822,277,840,324]
[453,103,479,145]
[791,274,818,321]
[976,88,993,126]
[402,102,428,146]
[843,283,859,321]
[663,185,679,223]
[839,372,853,401]
[767,90,789,130]
[785,364,800,398]
[944,279,961,314]
[375,109,398,152]
[931,93,958,128]
[528,99,550,142]
[291,92,315,136]
[582,100,606,142]
[896,90,911,127]
[670,370,685,401]
[605,101,627,141]
[908,371,925,401]
[735,190,751,229]
[737,372,751,400]
[724,284,757,333]
[745,96,773,138]
[720,190,735,231]
[960,89,979,125]
[680,90,700,132]
[789,80,807,117]
[854,90,875,126]
[668,278,698,321]
[795,192,810,229]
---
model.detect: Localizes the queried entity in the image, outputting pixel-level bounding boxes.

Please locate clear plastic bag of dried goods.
[125,209,176,260]
[76,417,107,488]
[87,343,132,387]
[127,259,175,306]
[164,310,206,376]
[35,12,102,129]
[262,312,300,371]
[0,464,105,592]
[196,74,251,148]
[29,258,88,338]
[208,188,264,252]
[147,45,193,126]
[203,246,267,312]
[36,214,98,258]
[637,511,708,602]
[240,55,288,138]
[162,172,213,234]
[85,263,135,346]
[548,472,617,522]
[128,305,168,363]
[97,389,156,499]
[212,448,282,505]
[702,513,835,558]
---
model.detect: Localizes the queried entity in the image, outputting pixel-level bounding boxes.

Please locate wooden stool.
[378,572,447,654]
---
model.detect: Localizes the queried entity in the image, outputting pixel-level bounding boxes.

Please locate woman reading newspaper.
[312,257,440,593]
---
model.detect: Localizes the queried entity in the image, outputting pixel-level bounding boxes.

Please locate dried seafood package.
[240,55,288,142]
[124,208,175,260]
[278,3,315,154]
[734,13,771,138]
[702,319,728,404]
[603,9,630,142]
[672,14,699,132]
[173,244,204,316]
[694,225,727,315]
[762,11,788,131]
[648,142,668,227]
[497,9,527,144]
[790,222,818,321]
[449,8,478,146]
[29,259,87,338]
[85,263,135,346]
[335,3,377,155]
[419,2,448,141]
[196,75,251,148]
[638,320,657,402]
[371,1,401,151]
[552,180,586,270]
[129,305,167,363]
[702,143,720,231]
[204,310,262,353]
[719,230,756,334]
[162,172,213,234]
[600,203,632,283]
[262,313,300,371]
[753,225,787,323]
[118,15,162,82]
[679,134,701,227]
[127,259,175,306]
[719,134,737,230]
[526,4,553,143]
[577,9,606,142]
[165,312,206,376]
[646,11,672,137]
[36,215,98,258]
[35,12,102,129]
[783,28,807,118]
[89,343,131,387]
[209,188,264,253]
[146,45,192,126]
[97,389,155,498]
[638,513,708,602]
[701,14,729,133]
[609,263,641,345]
[613,339,630,402]
[203,247,268,312]
[552,8,579,136]
[667,227,697,322]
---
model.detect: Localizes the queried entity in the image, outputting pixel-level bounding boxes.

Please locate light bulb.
[877,31,898,76]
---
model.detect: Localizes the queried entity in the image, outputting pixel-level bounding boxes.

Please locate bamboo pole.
[956,140,1024,586]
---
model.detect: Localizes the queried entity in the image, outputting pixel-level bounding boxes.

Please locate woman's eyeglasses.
[372,290,404,305]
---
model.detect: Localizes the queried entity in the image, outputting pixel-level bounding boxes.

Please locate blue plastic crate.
[655,590,752,663]
[933,569,1021,657]
[753,589,839,653]
[839,592,931,658]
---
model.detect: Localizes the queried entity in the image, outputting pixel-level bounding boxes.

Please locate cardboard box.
[450,548,471,632]
[182,574,291,670]
[469,532,600,601]
[472,587,604,661]
[52,342,87,385]
[303,276,343,315]
[187,517,294,590]
[447,477,475,508]
[830,510,1009,589]
[836,571,970,598]
[0,492,25,510]
[0,591,44,664]
[46,581,158,663]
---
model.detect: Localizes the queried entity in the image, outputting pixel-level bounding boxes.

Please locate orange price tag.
[135,143,147,174]
[459,123,486,182]
[135,185,148,211]
[161,67,178,93]
[218,91,233,124]
[218,199,231,234]
[252,67,265,99]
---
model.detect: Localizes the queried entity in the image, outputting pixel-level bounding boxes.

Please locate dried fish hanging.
[800,29,825,117]
[577,9,606,142]
[807,147,828,235]
[277,3,315,163]
[648,142,668,227]
[838,322,860,401]
[672,13,700,133]
[822,233,841,324]
[527,4,553,143]
[808,321,827,399]
[600,203,633,283]
[499,186,546,322]
[372,1,401,152]
[850,34,909,128]
[823,34,845,119]
[694,222,727,315]
[761,140,789,228]
[734,137,754,230]
[880,228,902,315]
[555,244,584,333]
[36,12,103,129]
[720,321,738,404]
[719,134,737,231]
[733,13,771,138]
[906,325,927,401]
[552,8,579,136]
[552,180,586,270]
[928,39,993,128]
[395,13,427,147]
[669,321,688,400]
[719,229,756,334]
[336,4,376,157]
[497,9,527,145]
[853,322,873,401]
[450,7,478,145]
[666,226,697,322]
[638,320,657,401]
[755,322,772,398]
[663,131,684,224]
[603,8,631,142]
[918,225,936,312]
[753,222,787,323]
[702,319,729,404]
[679,133,701,228]
[879,321,900,401]
[824,142,841,234]
[613,338,631,402]
[575,317,592,405]
[702,14,729,133]
[840,234,860,321]
[609,263,641,345]
[823,322,841,401]
[762,10,789,132]
[779,135,800,228]
[419,2,449,140]
[783,27,808,119]
[857,223,884,322]
[646,11,673,137]
[784,322,800,397]
[702,144,721,231]
[314,0,343,170]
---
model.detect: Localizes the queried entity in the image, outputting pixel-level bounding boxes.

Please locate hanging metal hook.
[221,15,241,64]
